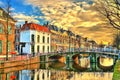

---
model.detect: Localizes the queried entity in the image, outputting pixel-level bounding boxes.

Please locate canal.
[0,56,115,80]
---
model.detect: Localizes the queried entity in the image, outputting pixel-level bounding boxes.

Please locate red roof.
[21,22,49,33]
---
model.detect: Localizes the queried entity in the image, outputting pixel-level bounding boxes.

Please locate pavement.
[0,55,30,61]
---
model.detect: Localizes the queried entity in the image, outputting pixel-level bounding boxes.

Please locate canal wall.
[0,56,40,73]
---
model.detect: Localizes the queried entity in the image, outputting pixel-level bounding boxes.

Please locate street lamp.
[67,30,72,53]
[66,30,72,69]
[76,35,81,52]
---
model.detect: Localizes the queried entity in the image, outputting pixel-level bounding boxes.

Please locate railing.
[0,47,119,63]
[78,47,119,54]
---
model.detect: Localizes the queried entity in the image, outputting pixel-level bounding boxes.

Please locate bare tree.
[4,0,11,60]
[95,0,120,30]
[113,31,120,49]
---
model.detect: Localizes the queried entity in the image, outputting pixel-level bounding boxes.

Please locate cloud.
[24,0,102,29]
[70,26,116,44]
[13,13,39,25]
[10,7,15,11]
[0,1,3,6]
[23,0,116,43]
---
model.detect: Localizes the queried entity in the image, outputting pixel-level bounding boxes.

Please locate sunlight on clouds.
[24,0,115,43]
[25,0,101,29]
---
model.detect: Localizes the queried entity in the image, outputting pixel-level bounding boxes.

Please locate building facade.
[0,7,16,55]
[20,21,51,55]
[15,25,21,53]
[48,25,79,53]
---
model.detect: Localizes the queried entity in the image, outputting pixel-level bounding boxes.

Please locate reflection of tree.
[96,0,120,30]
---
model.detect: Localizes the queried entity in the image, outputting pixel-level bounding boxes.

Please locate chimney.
[25,21,28,24]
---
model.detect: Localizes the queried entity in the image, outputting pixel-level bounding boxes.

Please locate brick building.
[0,7,16,55]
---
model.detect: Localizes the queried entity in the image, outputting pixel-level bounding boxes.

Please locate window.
[47,37,49,43]
[37,35,40,43]
[37,45,40,53]
[0,40,2,53]
[8,41,11,52]
[8,25,12,34]
[25,26,29,30]
[31,45,34,53]
[43,36,45,43]
[47,46,49,52]
[0,23,3,33]
[31,34,35,42]
[43,46,45,53]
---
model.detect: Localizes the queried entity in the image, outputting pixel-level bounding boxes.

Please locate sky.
[0,0,98,28]
[0,0,116,44]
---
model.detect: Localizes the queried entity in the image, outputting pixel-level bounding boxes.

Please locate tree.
[96,0,120,30]
[4,0,11,60]
[113,31,120,49]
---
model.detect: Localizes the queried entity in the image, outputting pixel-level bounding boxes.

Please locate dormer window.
[25,26,29,30]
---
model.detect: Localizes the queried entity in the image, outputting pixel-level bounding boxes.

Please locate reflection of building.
[34,69,51,80]
[0,7,16,55]
[1,69,113,80]
[19,69,51,80]
[32,69,69,80]
[20,21,51,54]
[51,70,70,80]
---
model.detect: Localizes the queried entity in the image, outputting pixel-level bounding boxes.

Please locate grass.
[113,60,120,80]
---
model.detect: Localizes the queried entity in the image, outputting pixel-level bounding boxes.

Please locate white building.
[20,21,51,55]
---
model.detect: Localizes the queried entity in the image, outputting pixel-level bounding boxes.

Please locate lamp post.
[67,30,72,53]
[66,30,72,69]
[74,35,76,53]
[76,35,81,52]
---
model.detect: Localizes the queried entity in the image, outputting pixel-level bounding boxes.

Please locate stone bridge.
[39,51,118,71]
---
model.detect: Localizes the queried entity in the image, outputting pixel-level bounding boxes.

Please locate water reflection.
[49,61,66,69]
[2,69,113,80]
[0,57,115,80]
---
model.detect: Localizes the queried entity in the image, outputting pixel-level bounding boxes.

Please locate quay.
[0,56,40,73]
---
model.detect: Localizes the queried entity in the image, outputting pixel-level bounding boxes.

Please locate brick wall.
[0,56,40,73]
[0,20,15,55]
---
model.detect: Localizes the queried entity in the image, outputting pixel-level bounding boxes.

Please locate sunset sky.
[0,0,116,44]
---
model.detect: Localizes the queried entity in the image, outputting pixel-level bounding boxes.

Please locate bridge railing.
[79,47,119,54]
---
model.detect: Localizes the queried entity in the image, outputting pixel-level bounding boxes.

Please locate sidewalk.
[0,55,30,62]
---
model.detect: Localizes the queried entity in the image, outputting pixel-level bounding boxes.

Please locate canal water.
[2,59,114,80]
